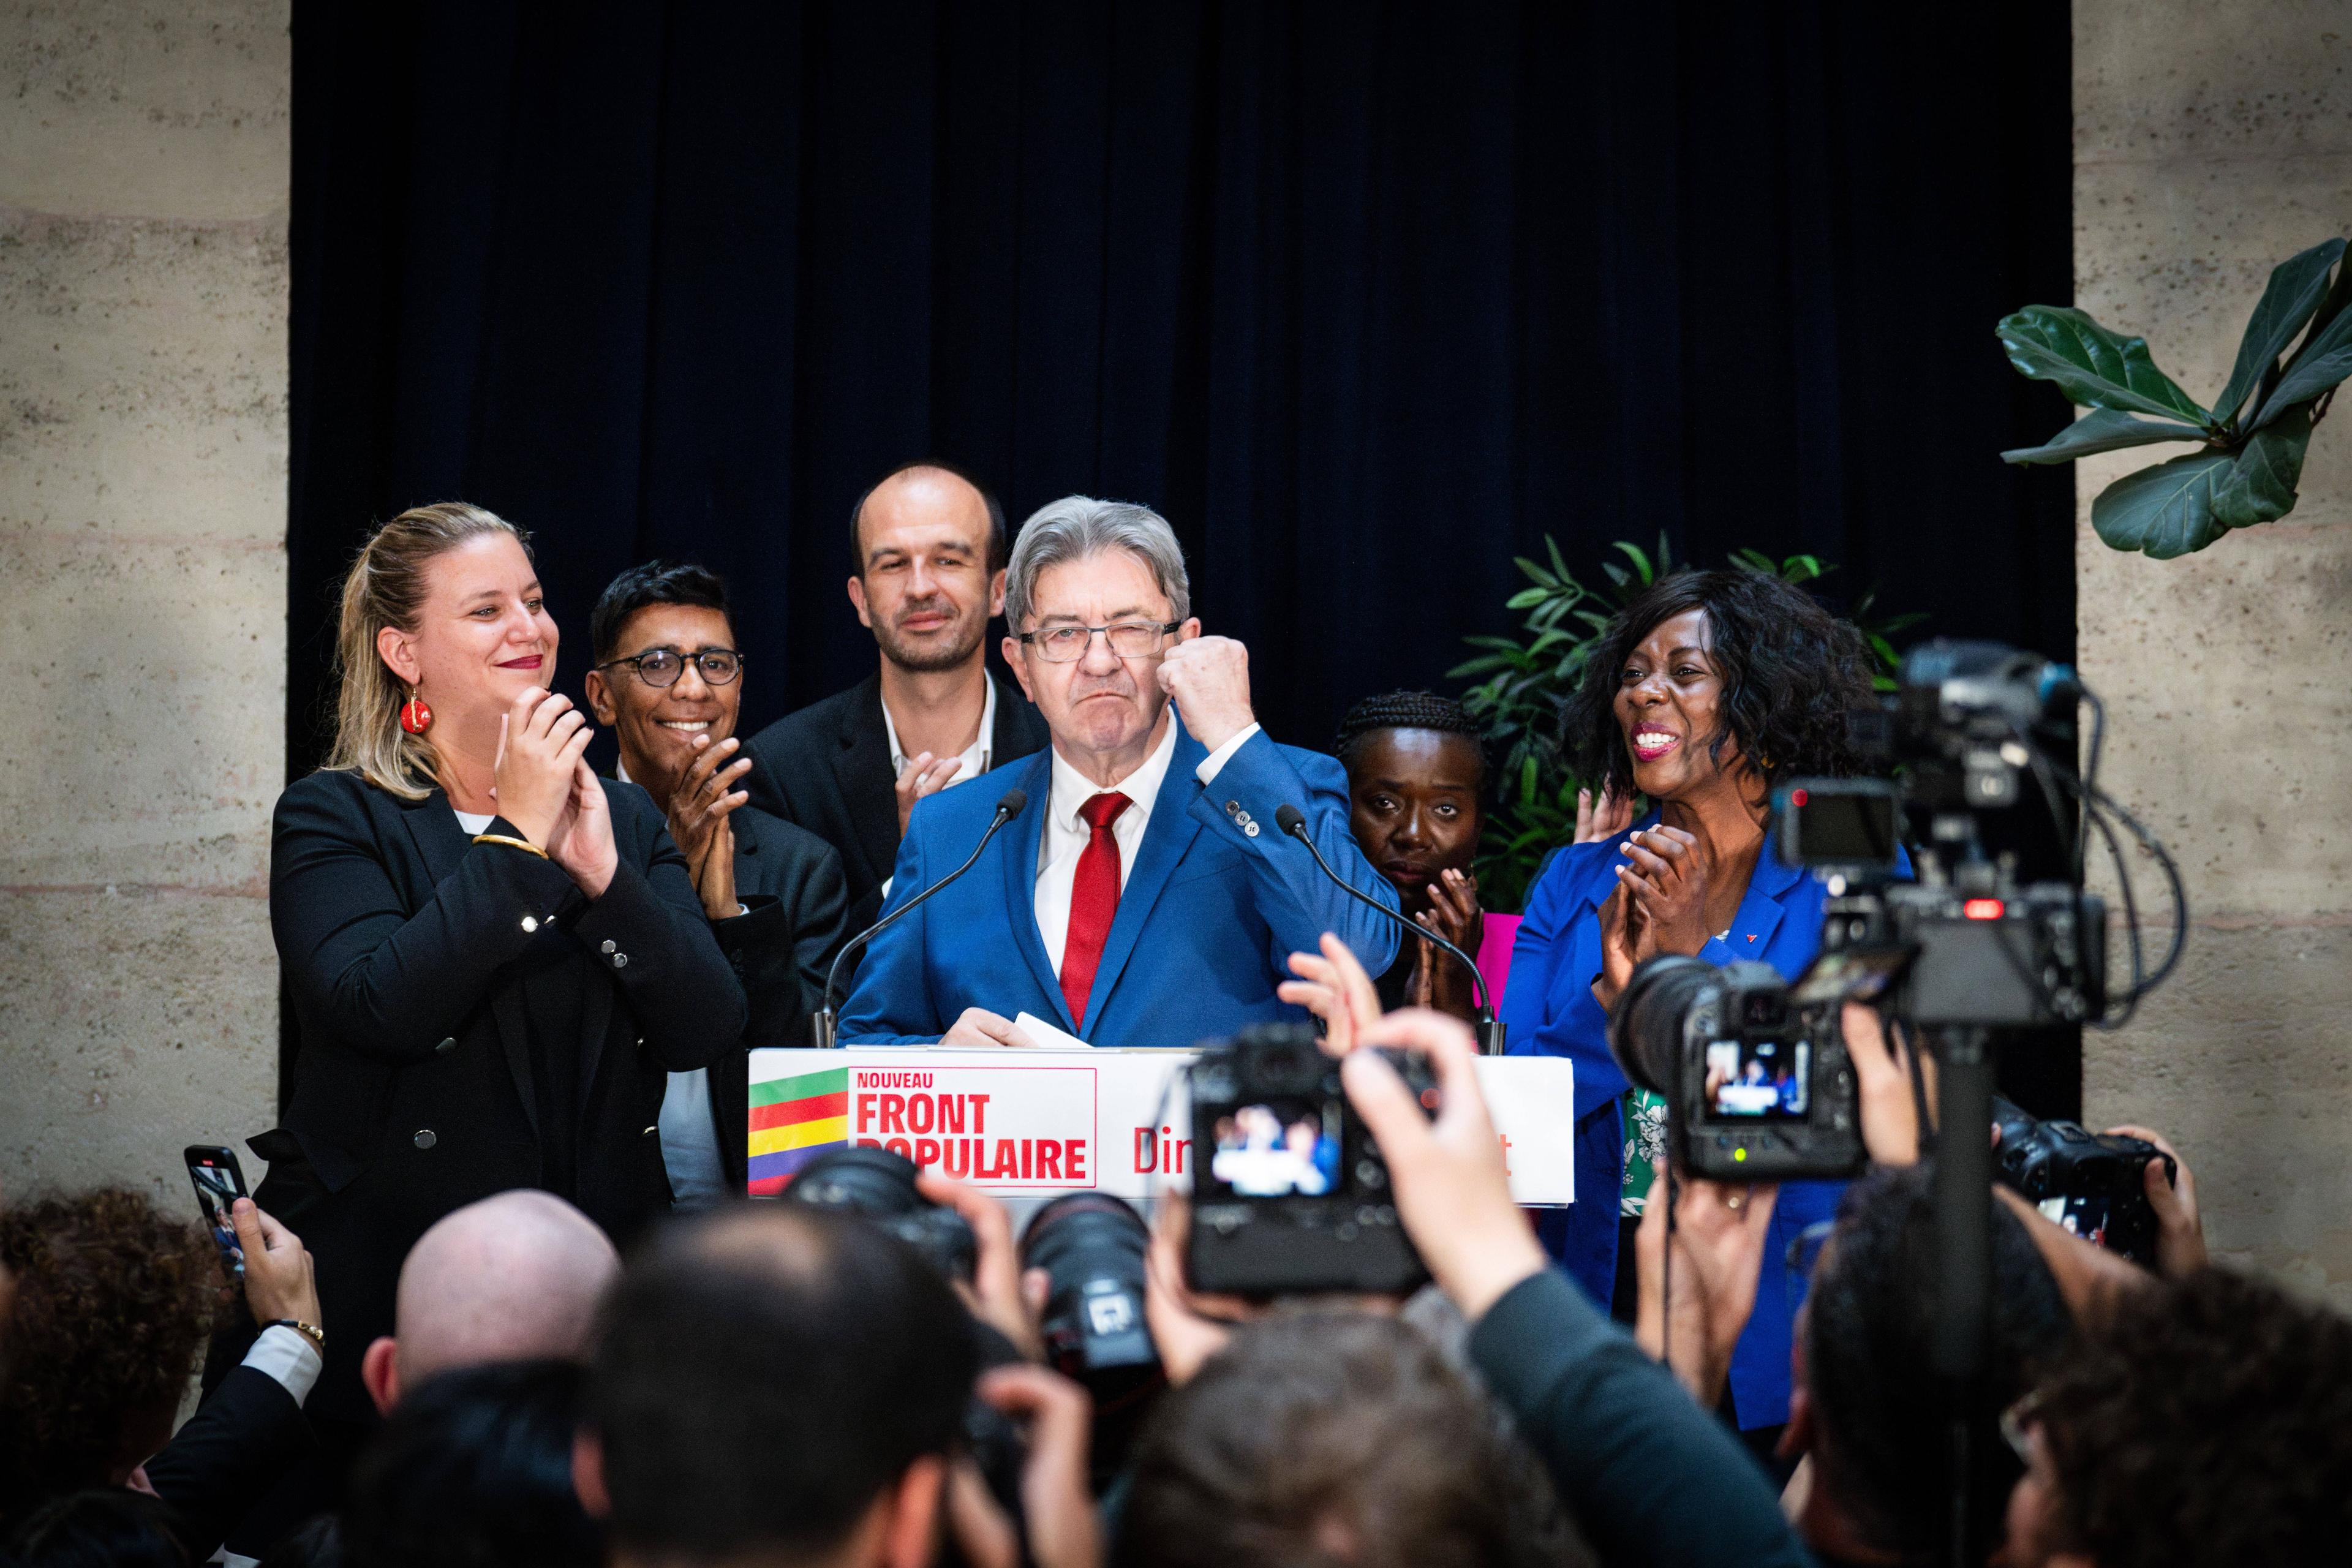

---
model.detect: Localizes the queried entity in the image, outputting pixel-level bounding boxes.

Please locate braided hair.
[1334,692,1490,791]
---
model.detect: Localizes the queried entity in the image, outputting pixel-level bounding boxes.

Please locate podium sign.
[747,1047,1574,1205]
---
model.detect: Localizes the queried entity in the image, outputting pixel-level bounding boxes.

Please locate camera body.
[1991,1098,2176,1265]
[782,1145,978,1283]
[1020,1193,1156,1384]
[1610,957,1865,1183]
[1185,1022,1437,1295]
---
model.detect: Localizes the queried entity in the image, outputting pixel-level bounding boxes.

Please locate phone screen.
[184,1148,247,1281]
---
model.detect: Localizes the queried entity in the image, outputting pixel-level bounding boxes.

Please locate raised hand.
[492,688,593,846]
[1845,1002,1935,1167]
[545,760,617,899]
[1616,824,1716,958]
[895,751,967,838]
[1341,1008,1547,1322]
[1575,783,1635,845]
[2102,1123,2206,1279]
[1593,881,1643,1012]
[1632,1161,1778,1403]
[1155,634,1255,752]
[668,734,752,915]
[1411,868,1484,1019]
[1278,931,1386,1055]
[230,1198,321,1331]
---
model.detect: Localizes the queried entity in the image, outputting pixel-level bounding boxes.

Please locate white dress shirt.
[879,677,997,903]
[1035,716,1259,974]
[883,674,997,786]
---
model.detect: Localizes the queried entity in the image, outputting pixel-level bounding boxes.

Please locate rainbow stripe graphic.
[746,1065,850,1196]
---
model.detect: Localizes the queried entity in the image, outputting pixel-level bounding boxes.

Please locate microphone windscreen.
[1274,804,1306,835]
[996,788,1029,818]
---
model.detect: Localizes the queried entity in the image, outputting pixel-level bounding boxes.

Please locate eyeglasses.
[1016,620,1182,663]
[595,648,745,687]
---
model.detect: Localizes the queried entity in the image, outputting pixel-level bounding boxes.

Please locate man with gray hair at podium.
[837,496,1398,1047]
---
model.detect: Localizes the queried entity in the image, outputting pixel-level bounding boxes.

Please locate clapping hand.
[1574,785,1634,845]
[1411,869,1484,1019]
[668,734,752,919]
[895,752,967,838]
[492,688,592,846]
[1616,824,1717,959]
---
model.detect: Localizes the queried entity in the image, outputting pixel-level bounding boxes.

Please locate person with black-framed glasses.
[586,561,848,1207]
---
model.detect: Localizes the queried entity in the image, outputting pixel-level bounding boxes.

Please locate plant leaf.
[2000,406,2209,464]
[1613,540,1654,581]
[2090,451,2239,559]
[1544,535,1572,584]
[1997,306,2211,425]
[2211,402,2316,529]
[2214,239,2345,428]
[1504,586,1550,610]
[2250,301,2352,428]
[1513,556,1559,589]
[1782,554,1824,582]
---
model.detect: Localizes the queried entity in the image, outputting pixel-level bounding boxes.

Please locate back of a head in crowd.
[2017,1266,2352,1568]
[2,1489,192,1568]
[363,1188,620,1412]
[1795,1162,2071,1564]
[342,1358,597,1568]
[1116,1312,1592,1568]
[0,1189,220,1525]
[581,1204,979,1567]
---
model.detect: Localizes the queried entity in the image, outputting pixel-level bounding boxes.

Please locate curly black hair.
[1333,690,1490,791]
[1564,569,1878,800]
[0,1189,227,1523]
[2030,1267,2352,1568]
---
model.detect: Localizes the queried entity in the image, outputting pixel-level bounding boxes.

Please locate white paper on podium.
[748,1046,1573,1205]
[1013,1012,1091,1051]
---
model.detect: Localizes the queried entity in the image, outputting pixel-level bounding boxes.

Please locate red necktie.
[1060,792,1131,1028]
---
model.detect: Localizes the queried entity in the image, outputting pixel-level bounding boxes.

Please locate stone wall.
[0,4,288,1205]
[2075,0,2352,1308]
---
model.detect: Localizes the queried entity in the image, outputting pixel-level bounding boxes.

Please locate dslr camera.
[1991,1097,2177,1266]
[780,1144,978,1281]
[1185,1022,1438,1295]
[1609,956,1866,1182]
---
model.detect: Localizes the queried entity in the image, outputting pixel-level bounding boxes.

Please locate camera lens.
[1608,954,1719,1098]
[1020,1194,1156,1376]
[782,1145,926,1215]
[783,1146,976,1284]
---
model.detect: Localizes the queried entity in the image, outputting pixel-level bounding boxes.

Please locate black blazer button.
[612,952,628,968]
[600,939,617,954]
[413,1129,438,1150]
[434,1037,457,1055]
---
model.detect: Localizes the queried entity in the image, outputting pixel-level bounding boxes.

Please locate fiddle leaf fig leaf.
[1997,306,2211,426]
[2250,298,2352,428]
[2090,450,2237,559]
[2214,239,2345,428]
[2211,402,2316,530]
[2001,407,2208,465]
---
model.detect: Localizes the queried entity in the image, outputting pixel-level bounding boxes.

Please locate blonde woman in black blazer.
[256,502,743,1424]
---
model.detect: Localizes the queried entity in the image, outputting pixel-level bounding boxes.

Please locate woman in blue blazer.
[1502,567,1884,1435]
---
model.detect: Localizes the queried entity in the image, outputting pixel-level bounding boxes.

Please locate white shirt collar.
[881,672,997,778]
[1047,708,1180,831]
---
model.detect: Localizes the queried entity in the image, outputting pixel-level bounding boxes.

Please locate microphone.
[812,787,1030,1049]
[1273,803,1506,1055]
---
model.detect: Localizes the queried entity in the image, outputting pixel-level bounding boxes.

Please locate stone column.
[0,4,288,1204]
[2075,1,2352,1307]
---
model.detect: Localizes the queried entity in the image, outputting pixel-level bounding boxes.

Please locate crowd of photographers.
[1,931,2348,1568]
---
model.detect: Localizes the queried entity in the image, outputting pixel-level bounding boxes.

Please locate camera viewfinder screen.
[1796,790,1898,864]
[1207,1101,1341,1197]
[1703,1038,1809,1120]
[2038,1195,2114,1250]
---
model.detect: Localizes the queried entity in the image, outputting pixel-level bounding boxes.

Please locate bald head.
[848,461,1006,578]
[391,1191,619,1389]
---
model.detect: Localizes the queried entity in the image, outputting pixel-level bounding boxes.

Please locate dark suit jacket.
[142,1365,312,1561]
[740,667,1048,937]
[703,802,848,1188]
[257,769,744,1420]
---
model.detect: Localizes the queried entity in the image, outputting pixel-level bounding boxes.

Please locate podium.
[746,1047,1575,1205]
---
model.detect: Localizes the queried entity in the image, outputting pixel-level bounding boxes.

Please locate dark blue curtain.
[288,0,2073,781]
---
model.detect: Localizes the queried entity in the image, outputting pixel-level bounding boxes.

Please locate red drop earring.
[399,687,434,736]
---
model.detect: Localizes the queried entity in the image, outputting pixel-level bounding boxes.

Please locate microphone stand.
[1274,805,1507,1054]
[810,788,1029,1049]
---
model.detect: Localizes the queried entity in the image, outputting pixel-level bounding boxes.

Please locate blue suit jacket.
[1502,813,1880,1430]
[838,719,1401,1046]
